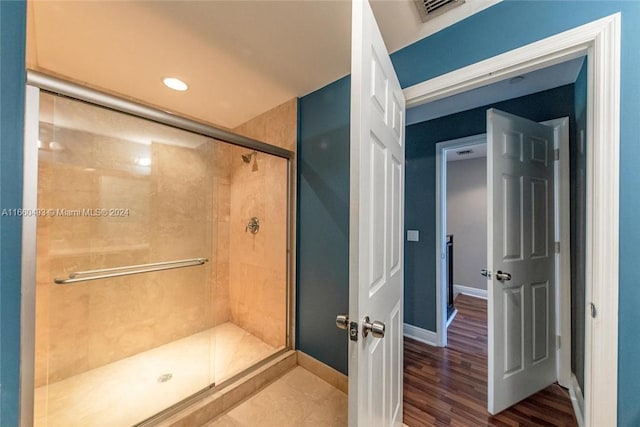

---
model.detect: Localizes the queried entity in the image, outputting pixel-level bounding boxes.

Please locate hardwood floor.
[403,294,577,427]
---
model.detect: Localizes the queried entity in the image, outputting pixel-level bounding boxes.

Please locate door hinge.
[554,148,560,161]
[554,241,560,254]
[556,335,561,349]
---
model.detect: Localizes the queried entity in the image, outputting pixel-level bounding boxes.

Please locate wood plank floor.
[403,294,577,427]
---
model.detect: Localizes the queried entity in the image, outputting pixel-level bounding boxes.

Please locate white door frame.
[435,134,486,348]
[404,14,620,427]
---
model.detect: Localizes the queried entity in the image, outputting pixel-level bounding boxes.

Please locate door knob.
[496,270,511,281]
[336,314,349,330]
[362,316,385,338]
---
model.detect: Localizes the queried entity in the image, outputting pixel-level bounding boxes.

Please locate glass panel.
[33,92,289,426]
[34,93,216,426]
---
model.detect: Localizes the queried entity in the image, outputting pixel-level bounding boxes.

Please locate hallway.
[403,294,578,426]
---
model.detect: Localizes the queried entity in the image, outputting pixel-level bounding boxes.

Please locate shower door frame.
[20,71,297,427]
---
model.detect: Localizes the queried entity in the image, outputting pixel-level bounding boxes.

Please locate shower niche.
[29,87,291,426]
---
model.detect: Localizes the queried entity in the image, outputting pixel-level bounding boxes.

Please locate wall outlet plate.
[407,230,420,242]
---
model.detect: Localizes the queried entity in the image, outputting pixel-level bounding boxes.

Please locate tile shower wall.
[35,95,217,386]
[227,99,297,348]
[212,143,232,327]
[233,99,297,152]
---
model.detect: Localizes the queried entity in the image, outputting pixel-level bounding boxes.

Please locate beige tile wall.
[212,143,232,326]
[233,98,298,152]
[228,98,297,348]
[35,124,218,387]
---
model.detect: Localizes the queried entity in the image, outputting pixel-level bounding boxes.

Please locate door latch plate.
[349,321,359,341]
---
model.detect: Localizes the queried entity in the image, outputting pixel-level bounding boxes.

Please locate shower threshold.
[34,323,278,427]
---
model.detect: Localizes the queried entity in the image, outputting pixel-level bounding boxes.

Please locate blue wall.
[0,1,27,425]
[297,76,350,374]
[404,84,576,331]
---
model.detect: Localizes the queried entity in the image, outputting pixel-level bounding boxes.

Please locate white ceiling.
[27,0,500,130]
[407,56,586,125]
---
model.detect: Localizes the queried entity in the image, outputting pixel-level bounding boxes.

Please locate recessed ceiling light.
[163,77,188,91]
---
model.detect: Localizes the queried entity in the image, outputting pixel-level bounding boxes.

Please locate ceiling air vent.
[414,0,465,23]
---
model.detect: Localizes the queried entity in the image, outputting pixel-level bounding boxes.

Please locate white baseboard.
[569,374,585,427]
[403,323,438,346]
[453,284,487,299]
[446,309,458,328]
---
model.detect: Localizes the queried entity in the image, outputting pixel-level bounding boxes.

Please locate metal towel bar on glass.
[54,258,208,284]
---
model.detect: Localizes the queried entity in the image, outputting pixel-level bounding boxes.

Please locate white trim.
[435,134,486,347]
[446,309,458,328]
[453,284,488,300]
[404,13,620,426]
[403,323,439,347]
[404,15,614,109]
[582,14,620,427]
[570,374,586,427]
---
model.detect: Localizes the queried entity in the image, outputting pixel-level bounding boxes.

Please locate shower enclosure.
[22,73,293,426]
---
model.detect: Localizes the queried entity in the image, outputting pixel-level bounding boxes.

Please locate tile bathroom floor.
[204,366,348,427]
[35,322,278,427]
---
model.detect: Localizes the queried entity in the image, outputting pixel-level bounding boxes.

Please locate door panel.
[531,178,549,258]
[503,287,524,376]
[502,174,523,260]
[532,281,550,363]
[487,109,556,414]
[390,157,402,274]
[349,0,405,425]
[370,134,386,292]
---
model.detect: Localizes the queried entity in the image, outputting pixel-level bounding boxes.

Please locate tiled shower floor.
[34,322,278,427]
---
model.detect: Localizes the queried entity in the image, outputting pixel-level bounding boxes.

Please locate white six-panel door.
[349,0,405,426]
[487,109,557,414]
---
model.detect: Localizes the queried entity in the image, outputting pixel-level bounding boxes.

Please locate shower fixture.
[241,150,259,171]
[246,217,260,234]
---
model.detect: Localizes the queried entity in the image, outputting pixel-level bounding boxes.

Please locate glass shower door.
[34,92,217,426]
